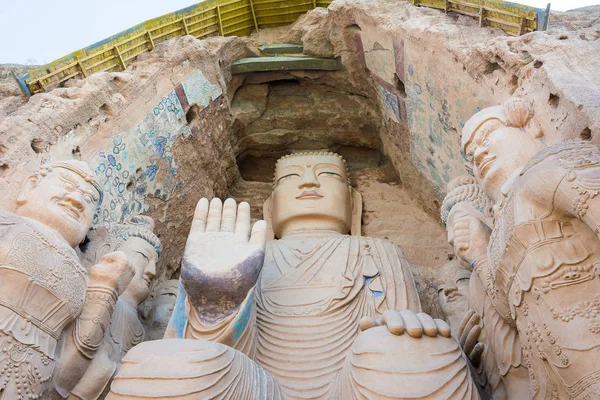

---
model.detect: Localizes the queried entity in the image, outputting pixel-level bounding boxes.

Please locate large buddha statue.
[108,152,478,399]
[0,160,134,399]
[462,98,600,398]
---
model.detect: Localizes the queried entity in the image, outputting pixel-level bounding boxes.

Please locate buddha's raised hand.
[359,310,451,338]
[181,198,267,320]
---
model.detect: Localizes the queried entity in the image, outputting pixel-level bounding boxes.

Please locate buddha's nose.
[444,284,458,296]
[447,229,454,246]
[299,169,320,189]
[146,260,156,279]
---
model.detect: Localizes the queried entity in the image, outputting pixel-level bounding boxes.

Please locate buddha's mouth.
[296,190,323,199]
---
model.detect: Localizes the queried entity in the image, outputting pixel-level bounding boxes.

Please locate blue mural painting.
[90,70,222,229]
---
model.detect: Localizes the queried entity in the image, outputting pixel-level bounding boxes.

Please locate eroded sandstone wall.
[0,0,598,312]
[275,0,600,214]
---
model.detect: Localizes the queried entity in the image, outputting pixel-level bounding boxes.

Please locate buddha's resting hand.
[359,310,451,338]
[458,309,484,368]
[88,251,134,295]
[181,197,267,320]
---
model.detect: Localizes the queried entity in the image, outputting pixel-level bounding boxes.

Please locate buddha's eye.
[84,194,94,204]
[318,171,343,179]
[277,173,300,184]
[63,181,76,191]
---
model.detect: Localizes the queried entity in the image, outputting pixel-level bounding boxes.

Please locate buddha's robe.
[109,234,478,399]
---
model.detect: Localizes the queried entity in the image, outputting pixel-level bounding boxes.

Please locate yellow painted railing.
[19,0,333,95]
[409,0,548,36]
[17,0,548,95]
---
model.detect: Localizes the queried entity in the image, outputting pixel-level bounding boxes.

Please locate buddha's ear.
[350,187,362,237]
[263,195,275,241]
[16,174,39,206]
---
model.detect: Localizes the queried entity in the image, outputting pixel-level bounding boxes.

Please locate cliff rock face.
[0,0,598,314]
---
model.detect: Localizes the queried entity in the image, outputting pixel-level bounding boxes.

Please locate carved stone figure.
[463,98,600,399]
[442,174,529,400]
[69,216,161,400]
[108,152,478,399]
[0,160,134,399]
[436,258,471,338]
[143,279,178,341]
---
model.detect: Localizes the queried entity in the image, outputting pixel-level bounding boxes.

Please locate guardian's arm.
[53,252,134,397]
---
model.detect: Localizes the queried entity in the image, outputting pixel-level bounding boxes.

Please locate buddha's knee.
[335,326,480,400]
[107,339,281,400]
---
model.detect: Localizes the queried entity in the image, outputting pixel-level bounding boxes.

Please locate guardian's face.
[272,154,352,238]
[464,121,538,202]
[16,168,99,247]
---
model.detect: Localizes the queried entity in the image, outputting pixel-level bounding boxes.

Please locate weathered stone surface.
[0,0,597,372]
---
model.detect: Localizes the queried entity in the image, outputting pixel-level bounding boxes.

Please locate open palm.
[181,198,267,317]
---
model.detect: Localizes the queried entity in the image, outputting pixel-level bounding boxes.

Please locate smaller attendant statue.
[69,216,161,400]
[441,175,529,400]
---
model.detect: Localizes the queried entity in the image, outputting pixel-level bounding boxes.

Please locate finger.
[235,202,251,240]
[221,198,237,232]
[434,319,451,338]
[460,312,480,348]
[206,198,223,232]
[399,310,423,338]
[416,313,438,337]
[382,310,405,335]
[463,325,482,355]
[249,220,268,247]
[469,342,484,367]
[191,198,209,233]
[359,316,377,331]
[459,309,476,337]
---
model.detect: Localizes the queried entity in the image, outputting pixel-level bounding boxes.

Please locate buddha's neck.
[281,229,344,239]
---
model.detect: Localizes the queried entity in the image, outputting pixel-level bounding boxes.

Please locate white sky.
[0,0,598,65]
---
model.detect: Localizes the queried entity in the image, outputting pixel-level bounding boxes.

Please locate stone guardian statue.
[462,98,600,399]
[0,160,134,399]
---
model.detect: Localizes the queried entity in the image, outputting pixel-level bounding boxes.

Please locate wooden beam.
[216,4,224,35]
[114,46,126,70]
[249,0,259,31]
[76,57,88,78]
[231,56,342,74]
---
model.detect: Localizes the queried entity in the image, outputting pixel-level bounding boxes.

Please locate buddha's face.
[121,237,158,305]
[464,121,540,202]
[437,264,471,337]
[272,154,352,238]
[16,168,100,247]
